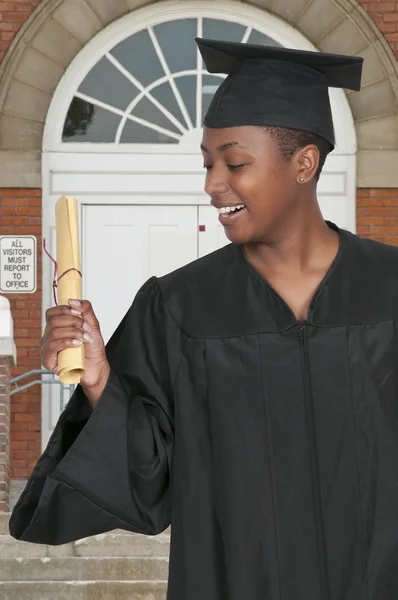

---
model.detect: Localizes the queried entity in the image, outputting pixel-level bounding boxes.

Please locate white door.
[83,204,199,343]
[198,205,230,258]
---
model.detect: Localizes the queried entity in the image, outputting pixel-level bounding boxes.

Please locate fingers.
[48,326,93,347]
[46,304,80,319]
[42,300,98,373]
[45,303,93,333]
[68,299,101,331]
[41,329,92,371]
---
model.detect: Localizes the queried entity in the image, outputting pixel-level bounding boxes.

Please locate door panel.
[198,205,230,258]
[82,204,198,344]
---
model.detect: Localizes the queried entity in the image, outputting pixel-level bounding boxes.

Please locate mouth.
[216,204,247,224]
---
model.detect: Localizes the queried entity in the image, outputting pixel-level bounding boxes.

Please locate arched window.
[62,18,280,145]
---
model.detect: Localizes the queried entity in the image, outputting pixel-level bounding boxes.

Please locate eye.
[228,164,245,171]
[203,165,213,171]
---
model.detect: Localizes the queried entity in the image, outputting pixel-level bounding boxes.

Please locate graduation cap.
[195,38,364,148]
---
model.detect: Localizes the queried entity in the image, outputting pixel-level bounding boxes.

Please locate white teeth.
[217,204,245,215]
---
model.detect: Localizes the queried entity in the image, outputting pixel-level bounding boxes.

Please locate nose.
[204,165,229,198]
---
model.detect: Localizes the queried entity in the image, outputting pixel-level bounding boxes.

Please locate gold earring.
[299,177,305,183]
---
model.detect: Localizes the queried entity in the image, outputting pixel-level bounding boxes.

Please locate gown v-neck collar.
[237,220,346,327]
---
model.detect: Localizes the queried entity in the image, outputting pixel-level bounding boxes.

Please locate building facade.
[0,0,398,509]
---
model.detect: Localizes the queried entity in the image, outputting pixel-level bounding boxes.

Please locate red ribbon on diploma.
[43,239,82,306]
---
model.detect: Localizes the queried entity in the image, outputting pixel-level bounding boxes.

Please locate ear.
[295,145,320,184]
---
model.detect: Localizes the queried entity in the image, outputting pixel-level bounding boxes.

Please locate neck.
[243,201,339,276]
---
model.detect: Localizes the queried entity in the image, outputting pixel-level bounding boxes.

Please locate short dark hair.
[260,126,332,182]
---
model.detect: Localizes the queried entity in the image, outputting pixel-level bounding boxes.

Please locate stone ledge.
[0,151,41,187]
[0,115,44,151]
[357,150,398,189]
[0,340,17,367]
[356,115,398,151]
[0,150,398,189]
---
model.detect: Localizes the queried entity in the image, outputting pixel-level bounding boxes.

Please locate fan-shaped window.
[62,18,281,144]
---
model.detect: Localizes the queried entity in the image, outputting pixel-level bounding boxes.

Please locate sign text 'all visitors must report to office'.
[0,236,37,294]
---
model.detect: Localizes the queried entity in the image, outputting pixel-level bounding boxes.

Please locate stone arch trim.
[0,0,397,187]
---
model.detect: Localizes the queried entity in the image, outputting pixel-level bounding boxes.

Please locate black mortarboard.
[195,38,363,148]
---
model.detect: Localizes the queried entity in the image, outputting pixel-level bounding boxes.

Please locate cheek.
[237,167,284,208]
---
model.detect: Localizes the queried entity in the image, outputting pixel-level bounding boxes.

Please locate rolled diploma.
[55,195,85,384]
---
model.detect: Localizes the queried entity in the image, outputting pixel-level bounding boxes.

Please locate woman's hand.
[41,299,110,407]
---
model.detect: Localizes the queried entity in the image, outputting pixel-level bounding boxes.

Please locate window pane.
[203,19,246,43]
[78,57,139,111]
[150,81,187,129]
[133,97,182,135]
[120,119,178,144]
[247,29,282,47]
[111,29,165,87]
[175,75,196,127]
[154,19,197,73]
[63,98,121,142]
[62,20,284,145]
[202,75,224,123]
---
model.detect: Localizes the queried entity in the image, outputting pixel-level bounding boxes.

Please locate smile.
[217,204,245,215]
[217,205,247,224]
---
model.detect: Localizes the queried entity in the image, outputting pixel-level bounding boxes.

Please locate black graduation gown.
[9,221,398,600]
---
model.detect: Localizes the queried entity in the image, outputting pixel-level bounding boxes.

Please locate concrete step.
[0,512,171,538]
[74,531,170,557]
[0,557,169,581]
[0,531,170,558]
[0,535,74,558]
[0,581,167,599]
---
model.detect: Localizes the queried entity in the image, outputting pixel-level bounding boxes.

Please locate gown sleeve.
[9,277,176,545]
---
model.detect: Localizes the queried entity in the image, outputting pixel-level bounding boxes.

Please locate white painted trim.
[241,26,252,44]
[41,150,51,449]
[196,16,203,130]
[0,296,13,338]
[43,0,357,155]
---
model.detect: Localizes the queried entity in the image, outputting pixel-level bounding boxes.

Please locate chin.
[223,226,253,245]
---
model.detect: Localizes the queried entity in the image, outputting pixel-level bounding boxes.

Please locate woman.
[10,39,398,600]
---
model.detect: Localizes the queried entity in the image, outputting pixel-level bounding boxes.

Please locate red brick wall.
[357,189,398,243]
[357,1,398,58]
[0,0,42,64]
[0,189,42,479]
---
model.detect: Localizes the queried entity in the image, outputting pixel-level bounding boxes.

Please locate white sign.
[0,236,37,293]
